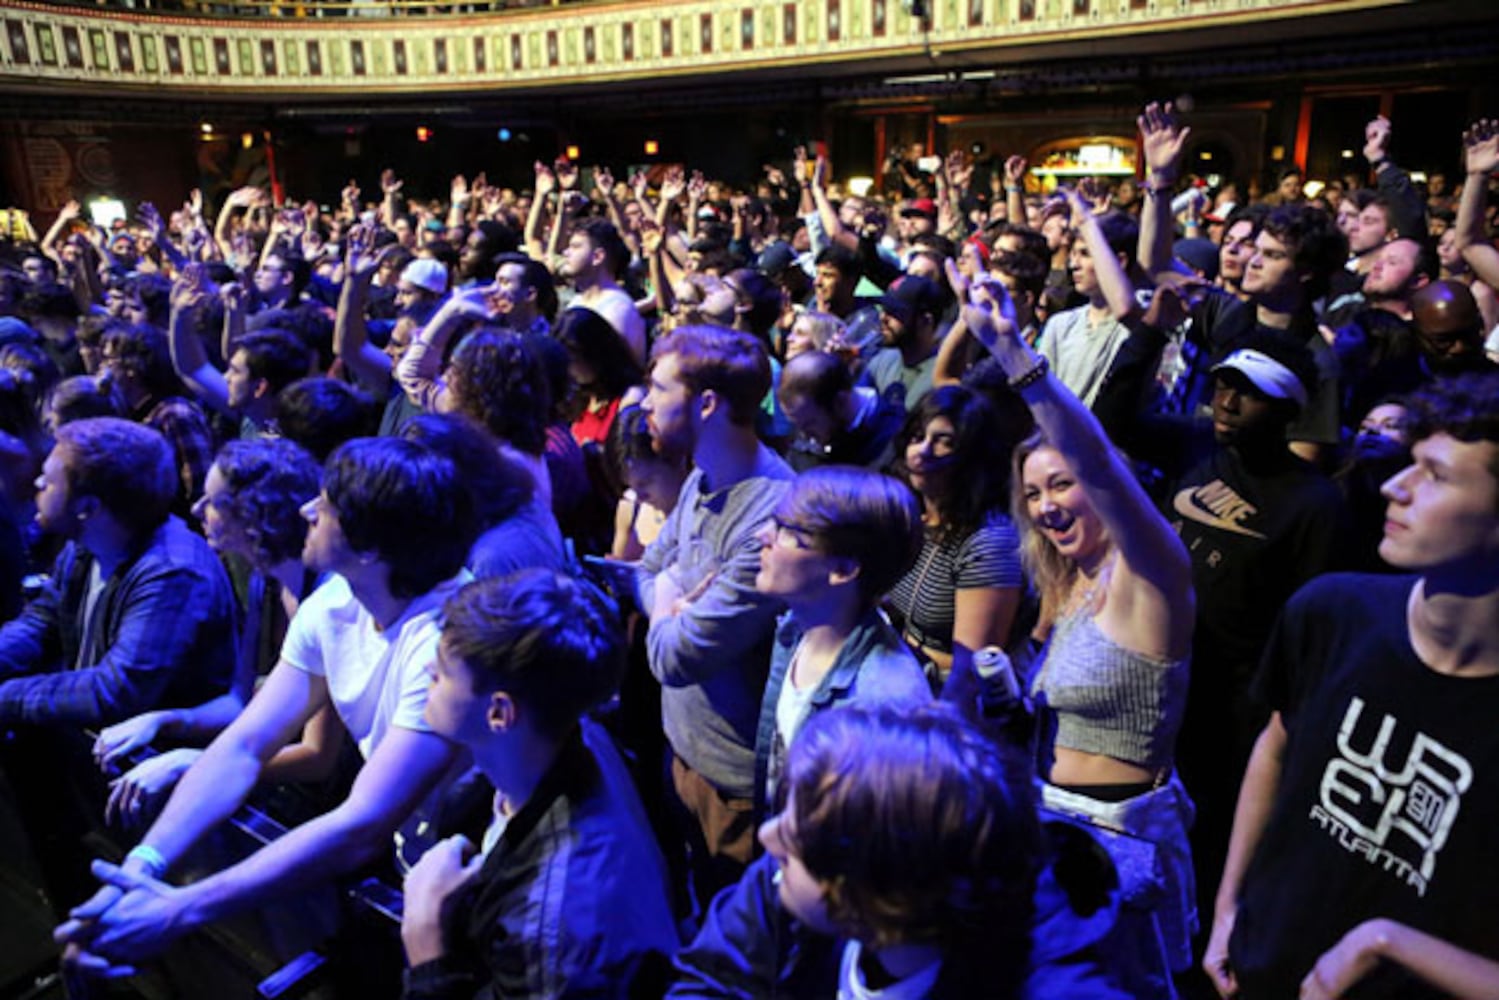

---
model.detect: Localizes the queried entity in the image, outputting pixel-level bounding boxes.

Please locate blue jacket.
[752,608,931,816]
[670,837,1129,1000]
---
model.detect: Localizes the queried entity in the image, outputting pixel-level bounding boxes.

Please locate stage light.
[498,128,513,142]
[644,139,659,156]
[416,126,431,143]
[566,145,580,160]
[241,132,254,149]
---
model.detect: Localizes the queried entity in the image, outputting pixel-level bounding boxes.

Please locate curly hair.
[1261,203,1348,302]
[447,327,552,456]
[785,703,1040,998]
[212,438,322,566]
[400,411,534,528]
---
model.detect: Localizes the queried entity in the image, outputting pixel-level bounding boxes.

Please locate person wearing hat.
[398,258,449,316]
[897,198,938,245]
[1164,331,1350,931]
[864,273,946,413]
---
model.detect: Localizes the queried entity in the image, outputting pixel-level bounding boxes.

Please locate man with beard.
[634,325,794,909]
[0,419,235,910]
[863,274,944,412]
[455,219,517,289]
[1323,237,1438,417]
[558,218,645,366]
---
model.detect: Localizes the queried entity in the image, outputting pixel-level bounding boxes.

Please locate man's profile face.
[1350,205,1391,254]
[559,233,596,282]
[1219,221,1256,284]
[640,353,698,455]
[299,491,356,575]
[1363,240,1422,299]
[813,264,845,310]
[1242,231,1300,303]
[225,349,260,412]
[1379,433,1499,572]
[1336,199,1362,239]
[33,448,77,539]
[422,640,488,746]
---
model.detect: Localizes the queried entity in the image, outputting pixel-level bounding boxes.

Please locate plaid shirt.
[0,517,238,727]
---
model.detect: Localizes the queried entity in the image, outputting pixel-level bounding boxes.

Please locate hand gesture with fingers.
[1138,101,1190,180]
[1463,119,1499,177]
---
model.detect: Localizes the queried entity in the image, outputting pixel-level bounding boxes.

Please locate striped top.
[1032,605,1189,772]
[885,511,1023,655]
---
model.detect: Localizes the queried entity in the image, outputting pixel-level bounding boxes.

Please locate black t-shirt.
[1230,574,1499,999]
[1170,447,1347,687]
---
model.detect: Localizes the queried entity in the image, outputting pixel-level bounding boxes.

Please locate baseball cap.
[880,274,942,326]
[900,198,938,220]
[400,259,448,295]
[1211,348,1308,409]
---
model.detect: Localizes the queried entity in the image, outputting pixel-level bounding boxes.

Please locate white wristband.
[126,843,168,878]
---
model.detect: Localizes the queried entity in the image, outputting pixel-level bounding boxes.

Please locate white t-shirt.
[281,570,472,861]
[838,940,942,1000]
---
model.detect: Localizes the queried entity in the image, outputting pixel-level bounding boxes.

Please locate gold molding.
[0,0,1409,96]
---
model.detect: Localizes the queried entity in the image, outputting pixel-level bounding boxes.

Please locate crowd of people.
[0,101,1497,999]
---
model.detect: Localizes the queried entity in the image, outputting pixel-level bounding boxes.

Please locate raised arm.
[166,266,232,415]
[41,199,81,264]
[1137,101,1191,280]
[379,168,404,228]
[396,285,494,412]
[1365,116,1427,241]
[1456,119,1499,288]
[524,161,556,263]
[334,224,395,394]
[810,153,859,253]
[1066,185,1139,320]
[964,281,1192,630]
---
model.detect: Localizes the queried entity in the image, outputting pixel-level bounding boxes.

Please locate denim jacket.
[751,608,930,817]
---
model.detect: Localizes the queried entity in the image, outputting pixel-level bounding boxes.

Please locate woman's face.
[1021,446,1107,565]
[785,316,818,360]
[905,415,957,500]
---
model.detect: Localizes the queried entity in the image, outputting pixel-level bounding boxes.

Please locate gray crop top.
[1031,604,1188,773]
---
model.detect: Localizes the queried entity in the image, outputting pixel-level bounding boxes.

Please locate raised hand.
[1363,115,1391,164]
[659,165,686,203]
[186,188,204,220]
[226,185,263,210]
[220,281,247,316]
[555,158,579,191]
[137,202,165,242]
[943,254,971,304]
[1463,118,1499,177]
[1073,179,1112,216]
[341,179,362,209]
[792,145,809,186]
[380,168,403,196]
[169,264,207,313]
[812,153,829,191]
[594,166,616,196]
[686,170,708,203]
[1138,101,1191,179]
[533,160,557,198]
[639,218,664,256]
[763,163,787,189]
[1004,154,1028,187]
[450,174,470,205]
[630,169,650,201]
[345,223,381,278]
[57,198,82,223]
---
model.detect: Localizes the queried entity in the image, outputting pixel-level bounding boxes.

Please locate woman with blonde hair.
[963,273,1197,998]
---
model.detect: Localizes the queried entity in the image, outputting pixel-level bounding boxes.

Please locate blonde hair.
[1010,432,1115,634]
